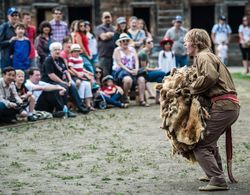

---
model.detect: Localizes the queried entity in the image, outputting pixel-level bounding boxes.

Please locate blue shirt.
[10,39,31,70]
[0,22,16,69]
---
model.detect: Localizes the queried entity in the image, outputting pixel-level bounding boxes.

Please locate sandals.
[199,184,229,191]
[139,101,150,107]
[199,176,210,182]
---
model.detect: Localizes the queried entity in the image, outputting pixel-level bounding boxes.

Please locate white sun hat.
[70,44,81,52]
[115,33,133,46]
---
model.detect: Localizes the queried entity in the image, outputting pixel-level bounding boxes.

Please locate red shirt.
[74,32,90,56]
[26,25,36,59]
[101,84,117,95]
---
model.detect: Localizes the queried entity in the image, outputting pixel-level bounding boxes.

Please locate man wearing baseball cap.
[165,15,188,68]
[211,15,232,55]
[0,7,20,71]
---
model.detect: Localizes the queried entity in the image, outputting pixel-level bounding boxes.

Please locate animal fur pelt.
[157,67,210,162]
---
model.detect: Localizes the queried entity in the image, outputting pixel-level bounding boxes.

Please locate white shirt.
[112,46,137,71]
[217,44,228,59]
[212,23,232,44]
[238,24,250,43]
[158,50,176,74]
[25,80,50,102]
[87,32,98,55]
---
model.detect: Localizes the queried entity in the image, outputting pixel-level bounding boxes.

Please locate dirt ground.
[0,75,249,195]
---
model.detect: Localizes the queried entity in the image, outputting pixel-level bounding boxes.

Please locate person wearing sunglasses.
[0,7,20,71]
[95,12,115,76]
[112,33,147,106]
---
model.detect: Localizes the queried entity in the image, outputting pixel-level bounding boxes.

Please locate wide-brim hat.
[115,33,133,46]
[102,75,114,83]
[160,37,174,47]
[70,44,81,52]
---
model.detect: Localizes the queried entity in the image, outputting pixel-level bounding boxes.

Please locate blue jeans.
[102,93,123,107]
[146,70,166,83]
[175,55,189,68]
[58,82,86,110]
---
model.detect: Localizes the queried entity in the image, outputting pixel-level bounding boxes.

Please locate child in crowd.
[68,44,99,89]
[217,41,228,65]
[100,75,128,108]
[68,44,96,111]
[15,70,37,121]
[158,37,176,75]
[10,23,31,71]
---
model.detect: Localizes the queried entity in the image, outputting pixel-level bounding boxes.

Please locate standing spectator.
[158,37,176,75]
[211,16,232,55]
[0,67,27,123]
[238,16,250,74]
[74,20,95,74]
[22,11,36,67]
[138,18,152,38]
[35,21,54,66]
[85,21,98,67]
[70,20,78,42]
[15,70,36,121]
[10,23,31,71]
[112,33,147,106]
[128,16,146,50]
[95,11,115,76]
[74,20,91,59]
[217,41,228,65]
[25,68,68,118]
[165,15,188,67]
[113,17,132,44]
[41,42,89,114]
[49,7,69,43]
[0,7,19,71]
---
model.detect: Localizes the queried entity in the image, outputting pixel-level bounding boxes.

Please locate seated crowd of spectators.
[0,7,180,124]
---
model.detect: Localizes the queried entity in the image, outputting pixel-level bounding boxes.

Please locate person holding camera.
[0,66,27,123]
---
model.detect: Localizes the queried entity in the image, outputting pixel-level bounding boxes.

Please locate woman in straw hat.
[112,33,147,106]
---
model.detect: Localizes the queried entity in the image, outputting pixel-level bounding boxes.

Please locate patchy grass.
[232,72,250,80]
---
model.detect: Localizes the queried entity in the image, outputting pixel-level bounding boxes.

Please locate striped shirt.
[50,19,69,43]
[68,56,85,74]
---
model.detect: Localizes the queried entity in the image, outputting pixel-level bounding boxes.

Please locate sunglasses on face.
[11,13,19,17]
[96,71,102,74]
[121,39,129,43]
[147,41,153,44]
[104,16,111,19]
[54,12,62,15]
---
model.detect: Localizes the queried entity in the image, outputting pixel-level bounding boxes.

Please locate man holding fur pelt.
[184,29,240,191]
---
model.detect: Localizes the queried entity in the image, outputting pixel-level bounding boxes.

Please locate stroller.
[93,91,107,110]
